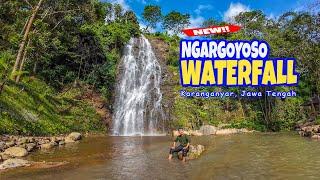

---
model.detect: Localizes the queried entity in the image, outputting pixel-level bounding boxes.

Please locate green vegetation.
[0,78,104,135]
[162,11,190,34]
[142,5,162,31]
[0,0,140,135]
[0,0,319,135]
[147,8,319,131]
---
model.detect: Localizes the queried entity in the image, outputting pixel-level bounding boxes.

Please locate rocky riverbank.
[0,132,82,164]
[172,125,255,137]
[297,123,320,139]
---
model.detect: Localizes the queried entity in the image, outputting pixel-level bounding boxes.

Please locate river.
[2,133,320,180]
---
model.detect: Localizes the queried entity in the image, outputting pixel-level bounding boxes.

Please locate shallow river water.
[2,133,320,180]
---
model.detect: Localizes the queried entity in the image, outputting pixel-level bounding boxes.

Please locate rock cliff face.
[148,37,177,130]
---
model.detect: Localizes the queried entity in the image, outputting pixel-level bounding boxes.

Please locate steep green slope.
[0,78,104,135]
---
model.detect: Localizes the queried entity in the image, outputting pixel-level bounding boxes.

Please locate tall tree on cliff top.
[163,11,190,34]
[11,0,44,81]
[142,5,162,31]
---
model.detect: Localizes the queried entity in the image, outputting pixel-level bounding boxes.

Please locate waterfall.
[112,35,165,136]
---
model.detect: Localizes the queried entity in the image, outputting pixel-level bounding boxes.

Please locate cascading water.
[112,35,165,136]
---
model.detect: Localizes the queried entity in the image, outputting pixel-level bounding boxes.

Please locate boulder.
[299,125,320,137]
[5,141,15,147]
[199,125,217,135]
[66,132,82,141]
[65,137,75,143]
[0,153,10,161]
[16,137,28,145]
[0,158,30,170]
[59,141,65,145]
[40,142,57,149]
[38,139,50,145]
[188,145,205,160]
[4,147,28,157]
[0,141,6,151]
[28,137,35,143]
[25,143,36,152]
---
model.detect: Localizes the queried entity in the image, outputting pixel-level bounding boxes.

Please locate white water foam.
[112,35,165,136]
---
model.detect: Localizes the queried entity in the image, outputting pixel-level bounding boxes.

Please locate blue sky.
[107,0,317,28]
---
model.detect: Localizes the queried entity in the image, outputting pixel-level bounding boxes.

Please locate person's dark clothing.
[169,144,189,157]
[169,134,191,157]
[174,134,190,146]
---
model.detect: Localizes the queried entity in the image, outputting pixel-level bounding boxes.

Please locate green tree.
[142,5,162,31]
[202,18,219,27]
[162,11,190,34]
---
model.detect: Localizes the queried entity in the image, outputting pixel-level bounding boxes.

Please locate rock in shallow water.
[4,147,28,157]
[40,142,57,150]
[59,141,65,145]
[188,145,205,160]
[67,132,82,141]
[177,145,205,160]
[0,158,30,170]
[65,132,82,143]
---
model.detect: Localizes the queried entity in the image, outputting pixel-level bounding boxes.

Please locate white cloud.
[110,0,130,10]
[195,4,213,15]
[223,2,250,22]
[267,13,276,20]
[139,22,156,33]
[189,16,205,28]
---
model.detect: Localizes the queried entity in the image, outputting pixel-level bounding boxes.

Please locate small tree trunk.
[21,17,30,35]
[11,0,44,79]
[16,39,30,82]
[32,60,38,75]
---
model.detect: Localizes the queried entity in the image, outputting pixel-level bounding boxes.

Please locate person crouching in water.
[168,128,190,162]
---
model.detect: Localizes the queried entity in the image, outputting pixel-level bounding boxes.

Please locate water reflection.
[2,133,320,180]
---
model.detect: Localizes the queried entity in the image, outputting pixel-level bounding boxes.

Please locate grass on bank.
[0,77,105,136]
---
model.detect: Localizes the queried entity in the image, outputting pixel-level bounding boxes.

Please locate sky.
[106,0,318,29]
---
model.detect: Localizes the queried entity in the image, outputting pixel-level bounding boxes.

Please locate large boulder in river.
[199,125,217,135]
[4,147,28,157]
[187,145,205,160]
[0,158,30,170]
[65,132,82,143]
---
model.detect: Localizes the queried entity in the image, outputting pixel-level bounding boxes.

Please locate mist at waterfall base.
[112,35,165,136]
